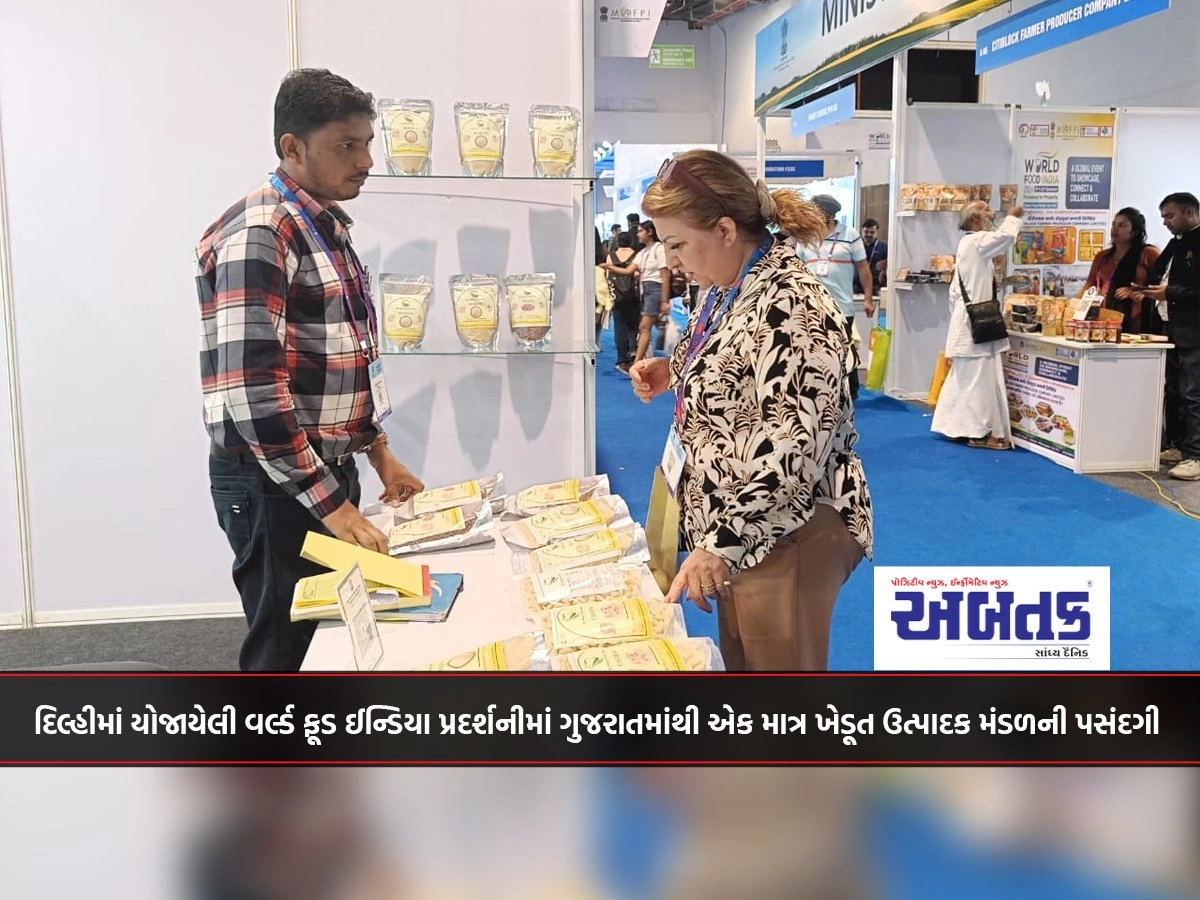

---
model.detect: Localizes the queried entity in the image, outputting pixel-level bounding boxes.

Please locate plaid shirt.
[196,168,379,519]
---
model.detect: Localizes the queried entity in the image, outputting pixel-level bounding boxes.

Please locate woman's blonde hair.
[641,149,826,247]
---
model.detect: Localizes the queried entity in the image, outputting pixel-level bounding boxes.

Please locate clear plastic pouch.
[505,273,554,348]
[511,522,651,575]
[504,474,611,517]
[454,101,508,177]
[369,500,496,556]
[379,274,432,352]
[528,105,580,178]
[513,563,663,619]
[450,274,501,350]
[379,473,506,520]
[550,636,726,672]
[377,98,434,176]
[502,496,631,550]
[542,597,687,654]
[414,633,550,671]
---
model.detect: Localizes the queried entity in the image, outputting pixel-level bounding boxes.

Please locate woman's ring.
[701,582,716,591]
[722,580,732,586]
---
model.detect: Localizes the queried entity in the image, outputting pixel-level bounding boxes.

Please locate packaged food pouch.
[388,473,507,519]
[450,274,500,350]
[377,99,434,176]
[542,597,687,653]
[900,184,918,212]
[502,496,631,550]
[505,273,554,348]
[514,563,663,618]
[528,105,580,177]
[977,184,994,204]
[514,522,650,575]
[1000,184,1019,212]
[379,274,432,352]
[454,102,508,177]
[505,474,611,517]
[939,185,957,212]
[384,501,496,556]
[415,633,545,671]
[551,636,725,672]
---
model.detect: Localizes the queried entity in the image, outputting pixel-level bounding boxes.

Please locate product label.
[517,479,580,510]
[424,641,506,671]
[532,565,625,606]
[508,284,552,327]
[383,108,432,158]
[457,113,504,162]
[452,287,499,329]
[566,639,686,671]
[389,507,466,547]
[383,290,430,342]
[533,529,622,571]
[412,480,482,517]
[549,598,653,651]
[533,116,578,165]
[528,501,607,544]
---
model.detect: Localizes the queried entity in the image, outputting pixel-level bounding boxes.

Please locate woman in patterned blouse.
[630,150,874,671]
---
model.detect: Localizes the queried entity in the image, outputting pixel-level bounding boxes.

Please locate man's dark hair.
[273,68,376,160]
[1160,192,1200,214]
[611,224,621,233]
[626,212,641,224]
[862,218,880,229]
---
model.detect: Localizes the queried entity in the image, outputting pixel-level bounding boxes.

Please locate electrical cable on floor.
[1136,471,1200,521]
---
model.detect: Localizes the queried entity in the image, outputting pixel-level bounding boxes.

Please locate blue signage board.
[790,84,857,137]
[977,0,1170,74]
[763,159,825,179]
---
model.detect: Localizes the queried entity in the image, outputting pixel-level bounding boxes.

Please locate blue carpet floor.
[593,325,1200,670]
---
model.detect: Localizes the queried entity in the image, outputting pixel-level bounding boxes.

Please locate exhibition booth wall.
[0,0,594,625]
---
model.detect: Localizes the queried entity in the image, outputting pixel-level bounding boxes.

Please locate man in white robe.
[931,201,1025,449]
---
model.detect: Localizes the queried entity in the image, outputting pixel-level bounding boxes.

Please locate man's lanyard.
[270,174,377,359]
[865,240,879,267]
[673,235,773,426]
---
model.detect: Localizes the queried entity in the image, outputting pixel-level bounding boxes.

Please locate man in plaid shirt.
[197,69,423,671]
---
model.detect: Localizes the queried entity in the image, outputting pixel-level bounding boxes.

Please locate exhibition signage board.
[976,0,1171,74]
[1002,335,1083,463]
[1011,110,1116,299]
[790,84,857,137]
[754,0,1010,115]
[763,158,826,179]
[596,1,668,57]
[649,43,695,68]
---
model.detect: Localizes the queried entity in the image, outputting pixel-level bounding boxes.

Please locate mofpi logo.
[874,567,1110,670]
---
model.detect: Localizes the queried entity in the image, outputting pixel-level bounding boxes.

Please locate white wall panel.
[1114,109,1200,252]
[0,0,288,617]
[0,249,20,625]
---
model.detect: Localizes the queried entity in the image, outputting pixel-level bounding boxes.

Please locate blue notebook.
[375,573,464,623]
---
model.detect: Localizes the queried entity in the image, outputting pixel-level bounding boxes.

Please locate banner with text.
[754,0,1010,115]
[1012,109,1115,296]
[1003,335,1084,462]
[977,0,1171,74]
[596,1,669,58]
[791,84,857,137]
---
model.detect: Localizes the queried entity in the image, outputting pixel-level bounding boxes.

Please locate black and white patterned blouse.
[668,239,874,574]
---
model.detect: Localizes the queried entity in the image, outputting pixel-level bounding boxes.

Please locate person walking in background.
[607,220,670,365]
[196,69,424,671]
[854,217,887,292]
[626,212,643,251]
[595,226,613,343]
[796,195,874,399]
[931,200,1024,451]
[607,223,622,256]
[604,231,640,372]
[630,150,872,671]
[1139,192,1200,478]
[1081,207,1160,334]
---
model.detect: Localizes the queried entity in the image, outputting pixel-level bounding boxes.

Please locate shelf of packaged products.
[367,173,595,183]
[380,339,598,357]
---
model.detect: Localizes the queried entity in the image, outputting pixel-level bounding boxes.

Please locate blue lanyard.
[674,235,773,426]
[270,174,377,359]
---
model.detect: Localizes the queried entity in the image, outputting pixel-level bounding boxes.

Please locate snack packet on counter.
[505,474,611,517]
[450,274,501,350]
[381,501,496,556]
[551,637,725,672]
[512,522,650,575]
[454,101,508,177]
[375,473,506,521]
[377,98,434,176]
[501,495,630,550]
[514,563,663,618]
[414,633,548,671]
[379,274,432,352]
[528,105,580,177]
[542,597,686,654]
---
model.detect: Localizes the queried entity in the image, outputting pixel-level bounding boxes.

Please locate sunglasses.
[657,157,728,213]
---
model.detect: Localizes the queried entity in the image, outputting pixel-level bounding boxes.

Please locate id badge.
[813,259,831,277]
[660,425,686,496]
[368,357,392,424]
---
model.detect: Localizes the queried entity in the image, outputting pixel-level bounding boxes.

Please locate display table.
[301,540,527,671]
[1002,332,1172,473]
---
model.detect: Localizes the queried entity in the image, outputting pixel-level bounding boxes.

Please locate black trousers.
[1166,346,1200,459]
[613,297,641,365]
[209,450,361,672]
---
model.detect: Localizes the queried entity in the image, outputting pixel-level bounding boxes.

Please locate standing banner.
[1010,110,1116,301]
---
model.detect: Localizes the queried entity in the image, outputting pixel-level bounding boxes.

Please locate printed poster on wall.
[1012,110,1115,297]
[1003,335,1081,462]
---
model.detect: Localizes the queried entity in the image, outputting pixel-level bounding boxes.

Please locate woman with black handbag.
[931,200,1025,450]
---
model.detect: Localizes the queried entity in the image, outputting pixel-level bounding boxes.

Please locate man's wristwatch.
[362,432,389,454]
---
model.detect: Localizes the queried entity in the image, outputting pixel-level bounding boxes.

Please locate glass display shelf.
[380,339,598,357]
[367,173,594,183]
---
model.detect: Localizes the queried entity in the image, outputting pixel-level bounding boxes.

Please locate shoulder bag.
[957,268,1008,344]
